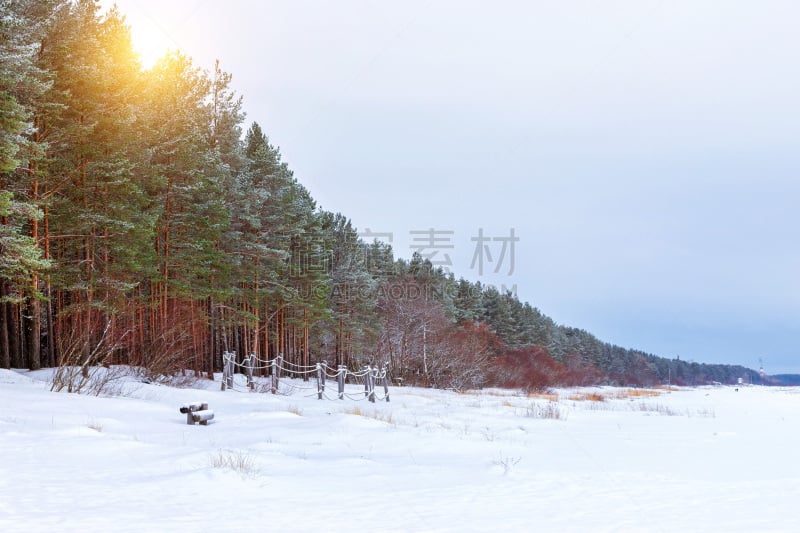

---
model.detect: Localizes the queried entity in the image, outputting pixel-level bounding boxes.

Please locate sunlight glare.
[129,18,174,69]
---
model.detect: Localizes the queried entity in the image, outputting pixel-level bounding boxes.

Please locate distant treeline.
[765,375,800,386]
[1,0,759,389]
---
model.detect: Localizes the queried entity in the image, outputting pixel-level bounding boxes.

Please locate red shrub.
[488,347,605,390]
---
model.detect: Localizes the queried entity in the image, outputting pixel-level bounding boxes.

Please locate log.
[190,410,214,425]
[180,402,210,424]
[179,402,207,414]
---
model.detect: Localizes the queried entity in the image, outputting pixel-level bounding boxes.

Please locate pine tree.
[318,211,378,367]
[0,192,49,368]
[33,0,152,368]
[0,0,64,368]
[143,51,232,373]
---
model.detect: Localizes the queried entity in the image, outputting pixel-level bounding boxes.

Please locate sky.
[99,0,800,373]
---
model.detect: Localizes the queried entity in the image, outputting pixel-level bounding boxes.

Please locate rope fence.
[220,351,391,403]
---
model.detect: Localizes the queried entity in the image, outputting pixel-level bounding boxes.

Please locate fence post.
[246,353,255,390]
[316,363,323,400]
[220,352,225,391]
[364,365,370,398]
[321,360,327,393]
[227,351,234,389]
[220,353,227,391]
[382,362,390,402]
[271,356,278,394]
[337,365,345,400]
[368,364,376,403]
[221,352,231,391]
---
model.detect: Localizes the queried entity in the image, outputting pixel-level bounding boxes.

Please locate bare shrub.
[157,372,204,389]
[374,283,498,390]
[50,321,128,396]
[524,401,565,420]
[489,348,607,390]
[426,321,496,391]
[487,346,564,390]
[136,323,196,383]
[492,456,521,475]
[635,402,678,416]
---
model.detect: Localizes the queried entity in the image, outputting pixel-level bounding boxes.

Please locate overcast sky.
[100,0,800,373]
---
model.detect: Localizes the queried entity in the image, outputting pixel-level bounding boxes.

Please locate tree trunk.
[28,177,41,370]
[44,206,55,367]
[207,296,216,378]
[26,299,41,370]
[9,301,22,368]
[0,281,9,369]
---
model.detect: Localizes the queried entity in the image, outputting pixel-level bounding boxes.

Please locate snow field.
[1,369,799,532]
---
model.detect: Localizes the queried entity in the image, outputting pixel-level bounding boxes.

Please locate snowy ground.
[1,368,799,532]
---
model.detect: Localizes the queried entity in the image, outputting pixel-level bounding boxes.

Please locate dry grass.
[567,388,662,402]
[460,390,515,397]
[613,388,662,399]
[343,406,394,424]
[524,401,565,420]
[209,449,260,477]
[287,405,303,416]
[635,402,678,415]
[527,391,560,402]
[86,418,103,432]
[568,391,607,402]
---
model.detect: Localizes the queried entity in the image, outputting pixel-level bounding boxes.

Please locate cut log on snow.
[180,402,207,414]
[179,402,212,425]
[190,410,214,425]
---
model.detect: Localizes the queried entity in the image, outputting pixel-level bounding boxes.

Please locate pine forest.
[1,0,761,390]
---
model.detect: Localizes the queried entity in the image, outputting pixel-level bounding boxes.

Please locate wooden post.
[271,356,278,394]
[364,365,370,398]
[367,364,376,403]
[321,360,327,392]
[226,351,234,389]
[220,353,229,391]
[246,353,255,390]
[337,364,345,400]
[316,362,323,400]
[382,362,390,402]
[219,354,228,392]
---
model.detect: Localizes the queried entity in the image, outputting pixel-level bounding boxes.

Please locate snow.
[1,369,799,532]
